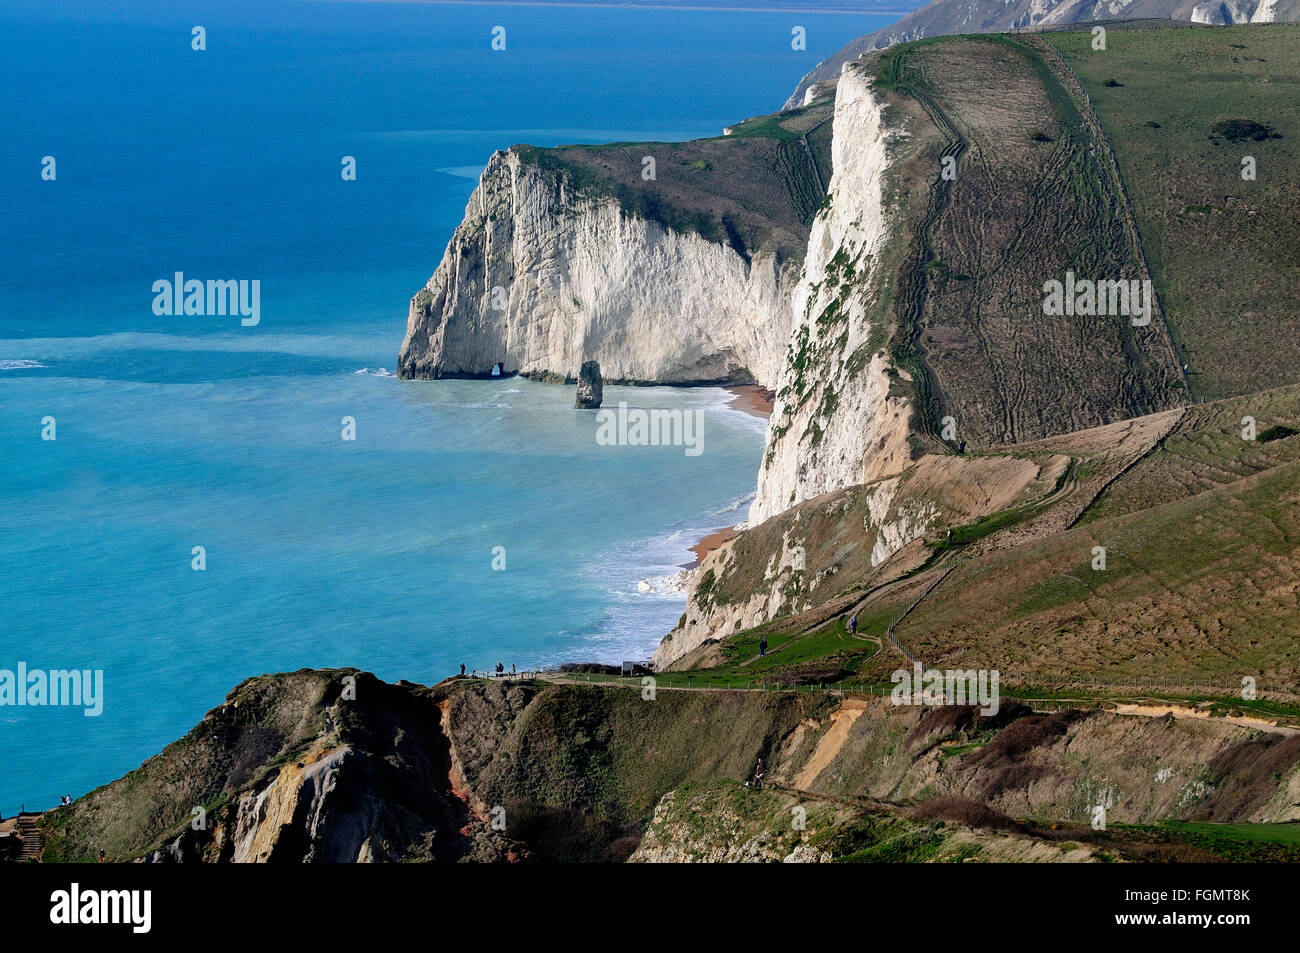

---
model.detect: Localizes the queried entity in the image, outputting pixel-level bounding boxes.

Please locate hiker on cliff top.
[459,662,466,677]
[495,661,504,676]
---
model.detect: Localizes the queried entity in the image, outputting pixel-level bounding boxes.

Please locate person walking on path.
[849,615,858,636]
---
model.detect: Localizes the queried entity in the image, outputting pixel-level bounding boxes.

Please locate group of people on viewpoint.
[458,661,515,678]
[450,611,865,682]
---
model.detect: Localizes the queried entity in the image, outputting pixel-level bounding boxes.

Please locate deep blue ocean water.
[0,0,898,812]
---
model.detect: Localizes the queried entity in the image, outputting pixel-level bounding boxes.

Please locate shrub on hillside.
[1259,424,1298,443]
[1210,119,1280,143]
[908,797,1025,834]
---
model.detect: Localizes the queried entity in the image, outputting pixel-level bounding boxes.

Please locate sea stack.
[575,360,603,409]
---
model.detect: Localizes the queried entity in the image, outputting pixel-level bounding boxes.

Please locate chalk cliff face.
[653,64,922,668]
[398,149,798,387]
[751,63,913,526]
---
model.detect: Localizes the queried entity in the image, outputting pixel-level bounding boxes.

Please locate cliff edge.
[397,101,836,387]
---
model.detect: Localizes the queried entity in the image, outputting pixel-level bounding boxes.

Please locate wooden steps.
[16,812,43,862]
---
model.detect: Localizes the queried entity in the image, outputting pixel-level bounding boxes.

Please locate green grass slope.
[511,97,833,264]
[672,24,1299,704]
[1052,23,1300,400]
[896,453,1300,691]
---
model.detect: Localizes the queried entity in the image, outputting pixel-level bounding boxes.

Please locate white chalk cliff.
[652,64,921,670]
[750,63,913,526]
[398,150,798,387]
[1191,0,1295,22]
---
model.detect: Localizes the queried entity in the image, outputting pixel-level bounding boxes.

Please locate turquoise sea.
[0,0,898,812]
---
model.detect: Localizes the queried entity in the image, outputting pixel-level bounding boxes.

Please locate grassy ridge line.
[539,673,1300,721]
[874,39,964,441]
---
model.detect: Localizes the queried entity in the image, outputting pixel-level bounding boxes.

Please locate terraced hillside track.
[885,49,967,441]
[828,451,1089,660]
[881,35,1186,448]
[1027,33,1188,395]
[776,134,831,234]
[797,113,833,202]
[856,493,1065,666]
[1065,415,1180,530]
[884,564,956,665]
[533,674,1299,731]
[872,437,1179,661]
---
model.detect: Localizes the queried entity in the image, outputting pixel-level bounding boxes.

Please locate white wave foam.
[695,386,770,435]
[636,569,695,596]
[0,359,47,370]
[354,367,395,377]
[713,492,755,518]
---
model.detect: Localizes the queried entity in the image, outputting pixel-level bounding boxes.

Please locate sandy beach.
[687,526,742,568]
[725,384,774,418]
[680,387,771,567]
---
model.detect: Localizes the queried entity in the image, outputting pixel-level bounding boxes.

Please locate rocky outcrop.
[574,360,602,409]
[397,149,800,388]
[753,63,913,525]
[1191,0,1297,21]
[39,670,520,864]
